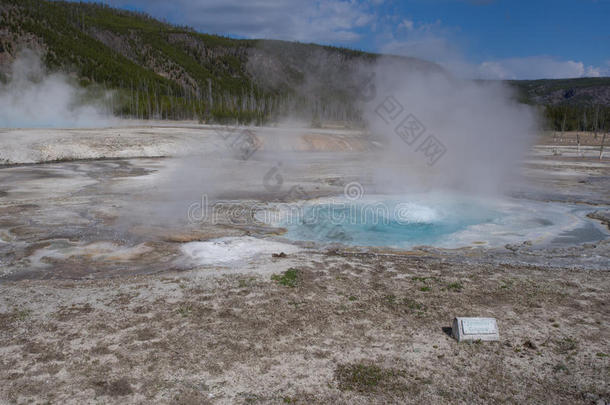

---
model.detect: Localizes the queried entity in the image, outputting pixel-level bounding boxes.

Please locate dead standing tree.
[600,110,608,160]
[594,105,599,140]
[578,110,586,156]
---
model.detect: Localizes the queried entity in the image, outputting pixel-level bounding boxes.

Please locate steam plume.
[363,57,538,195]
[0,50,112,128]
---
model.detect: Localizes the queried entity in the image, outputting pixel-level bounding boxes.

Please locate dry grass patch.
[334,362,420,397]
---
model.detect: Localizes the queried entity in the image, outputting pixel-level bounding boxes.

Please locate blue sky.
[82,0,610,79]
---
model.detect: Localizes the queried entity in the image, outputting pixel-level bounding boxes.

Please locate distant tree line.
[543,105,610,133]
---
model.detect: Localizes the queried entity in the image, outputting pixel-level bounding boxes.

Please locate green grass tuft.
[447,282,464,292]
[271,268,300,288]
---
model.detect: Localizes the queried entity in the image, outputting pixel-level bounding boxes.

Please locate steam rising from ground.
[134,54,540,233]
[120,51,539,235]
[363,57,538,195]
[246,48,538,195]
[0,50,112,128]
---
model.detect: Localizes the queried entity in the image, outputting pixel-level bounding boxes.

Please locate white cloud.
[476,56,608,80]
[379,17,608,80]
[398,19,414,31]
[102,0,376,44]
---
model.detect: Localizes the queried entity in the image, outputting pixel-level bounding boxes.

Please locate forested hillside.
[0,0,437,124]
[511,78,610,132]
[0,0,608,130]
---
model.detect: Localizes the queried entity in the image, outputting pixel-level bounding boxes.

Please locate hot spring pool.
[259,193,609,249]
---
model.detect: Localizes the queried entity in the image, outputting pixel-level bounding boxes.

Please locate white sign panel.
[452,317,499,342]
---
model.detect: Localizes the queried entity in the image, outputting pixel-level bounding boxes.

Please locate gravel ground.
[0,125,608,404]
[0,250,608,404]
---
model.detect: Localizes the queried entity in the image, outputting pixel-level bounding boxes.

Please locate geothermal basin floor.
[0,124,608,404]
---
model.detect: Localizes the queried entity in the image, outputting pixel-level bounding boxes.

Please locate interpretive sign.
[452,317,499,342]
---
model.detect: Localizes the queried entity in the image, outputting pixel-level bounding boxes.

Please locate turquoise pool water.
[268,193,608,249]
[278,197,499,247]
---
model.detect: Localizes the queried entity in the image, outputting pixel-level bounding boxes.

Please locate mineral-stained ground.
[0,124,608,404]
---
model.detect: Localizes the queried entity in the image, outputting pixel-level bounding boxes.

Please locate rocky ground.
[0,125,608,404]
[0,250,608,404]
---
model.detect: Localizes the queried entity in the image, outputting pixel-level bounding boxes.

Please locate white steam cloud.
[362,57,538,195]
[0,50,112,128]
